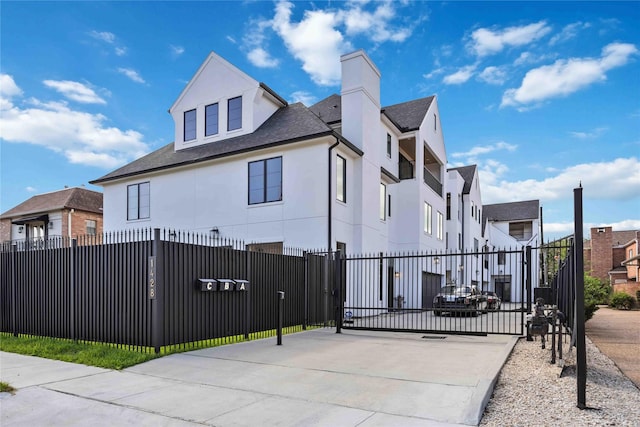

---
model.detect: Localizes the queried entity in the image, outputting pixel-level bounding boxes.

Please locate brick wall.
[590,227,613,282]
[66,209,104,238]
[612,282,640,299]
[0,219,11,242]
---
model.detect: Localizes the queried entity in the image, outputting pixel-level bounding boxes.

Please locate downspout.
[68,209,74,238]
[328,137,340,252]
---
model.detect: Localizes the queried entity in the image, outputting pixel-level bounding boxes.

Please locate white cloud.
[117,68,146,84]
[549,21,591,45]
[25,186,37,193]
[170,45,185,57]
[89,30,116,44]
[423,67,445,80]
[115,47,127,56]
[478,66,508,85]
[443,64,476,85]
[247,47,279,68]
[43,80,106,104]
[451,142,517,159]
[569,127,607,139]
[480,157,640,204]
[340,2,415,43]
[468,21,551,57]
[0,77,149,169]
[289,91,316,106]
[271,1,349,86]
[226,35,237,44]
[244,0,414,86]
[502,43,638,108]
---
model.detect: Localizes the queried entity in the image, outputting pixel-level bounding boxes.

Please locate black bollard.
[277,291,284,345]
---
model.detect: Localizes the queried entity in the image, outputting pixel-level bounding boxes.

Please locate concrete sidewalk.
[1,329,518,426]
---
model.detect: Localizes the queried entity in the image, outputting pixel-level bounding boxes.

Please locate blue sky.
[1,1,638,239]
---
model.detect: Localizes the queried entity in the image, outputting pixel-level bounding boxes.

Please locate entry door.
[496,279,512,302]
[422,272,441,309]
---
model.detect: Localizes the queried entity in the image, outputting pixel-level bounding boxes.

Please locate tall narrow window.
[388,194,391,217]
[337,155,346,202]
[386,133,391,157]
[446,192,451,220]
[184,109,196,141]
[205,103,219,136]
[437,212,443,240]
[424,202,432,234]
[248,157,282,205]
[498,251,506,265]
[474,238,479,257]
[434,114,437,131]
[379,183,386,221]
[127,182,150,220]
[228,96,242,131]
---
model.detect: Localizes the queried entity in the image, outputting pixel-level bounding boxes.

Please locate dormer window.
[205,103,219,136]
[228,96,242,131]
[184,109,196,141]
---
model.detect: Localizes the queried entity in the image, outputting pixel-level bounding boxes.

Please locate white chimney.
[340,50,381,152]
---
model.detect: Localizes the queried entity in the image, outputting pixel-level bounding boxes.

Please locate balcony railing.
[423,167,443,196]
[399,155,414,180]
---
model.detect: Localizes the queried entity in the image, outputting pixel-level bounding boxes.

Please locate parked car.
[482,291,502,310]
[433,285,486,316]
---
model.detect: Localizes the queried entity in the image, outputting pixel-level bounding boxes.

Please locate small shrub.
[636,289,640,302]
[584,274,609,321]
[609,292,636,310]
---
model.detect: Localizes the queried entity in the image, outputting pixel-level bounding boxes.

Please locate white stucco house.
[91,50,447,257]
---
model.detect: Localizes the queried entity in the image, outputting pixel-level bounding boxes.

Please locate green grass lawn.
[0,334,157,370]
[0,325,316,370]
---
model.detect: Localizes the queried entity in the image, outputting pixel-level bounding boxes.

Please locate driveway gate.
[337,248,532,336]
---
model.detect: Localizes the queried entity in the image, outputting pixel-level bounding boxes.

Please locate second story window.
[386,133,391,157]
[127,182,150,220]
[380,183,386,221]
[228,96,242,131]
[249,157,282,205]
[437,212,443,240]
[424,202,432,234]
[337,155,346,202]
[205,103,219,136]
[184,109,196,141]
[86,219,97,235]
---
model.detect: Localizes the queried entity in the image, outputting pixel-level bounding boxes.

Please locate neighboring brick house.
[0,187,103,246]
[584,226,640,294]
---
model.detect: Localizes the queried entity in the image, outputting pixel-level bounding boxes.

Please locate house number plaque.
[148,256,156,299]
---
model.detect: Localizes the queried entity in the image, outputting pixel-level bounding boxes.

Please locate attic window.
[205,103,219,136]
[597,228,606,233]
[184,109,196,141]
[228,96,242,131]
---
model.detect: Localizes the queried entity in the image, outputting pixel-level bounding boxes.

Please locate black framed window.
[184,109,196,141]
[248,157,282,205]
[446,192,451,220]
[386,133,391,157]
[228,96,242,131]
[379,183,386,221]
[205,103,219,136]
[337,155,346,202]
[127,182,150,220]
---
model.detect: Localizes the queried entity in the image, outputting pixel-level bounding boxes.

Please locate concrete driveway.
[586,306,640,389]
[1,329,518,426]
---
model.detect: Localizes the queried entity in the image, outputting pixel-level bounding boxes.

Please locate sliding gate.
[338,248,531,336]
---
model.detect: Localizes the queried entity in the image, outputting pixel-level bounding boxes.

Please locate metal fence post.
[277,291,284,345]
[152,228,163,354]
[574,185,586,409]
[303,251,308,330]
[526,245,532,314]
[70,238,77,342]
[11,243,17,337]
[334,250,342,334]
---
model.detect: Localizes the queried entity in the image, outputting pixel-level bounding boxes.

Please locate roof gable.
[92,103,345,184]
[483,200,540,222]
[448,165,477,194]
[1,187,103,218]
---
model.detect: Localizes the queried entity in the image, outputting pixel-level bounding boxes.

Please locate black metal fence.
[0,229,335,352]
[337,248,529,335]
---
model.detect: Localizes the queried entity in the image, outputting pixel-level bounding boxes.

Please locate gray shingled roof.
[309,94,435,133]
[308,94,342,124]
[448,165,477,194]
[1,187,103,218]
[92,103,356,184]
[382,96,435,132]
[483,200,540,222]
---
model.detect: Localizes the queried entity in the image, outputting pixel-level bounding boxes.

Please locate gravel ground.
[480,335,640,426]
